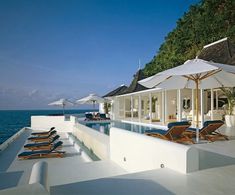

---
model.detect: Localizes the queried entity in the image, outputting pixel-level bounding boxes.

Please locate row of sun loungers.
[18,127,65,160]
[85,113,110,121]
[145,120,229,144]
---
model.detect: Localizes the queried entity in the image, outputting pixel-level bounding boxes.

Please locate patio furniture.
[31,127,55,136]
[24,135,60,150]
[100,113,110,120]
[85,113,95,121]
[145,121,194,144]
[18,141,65,160]
[27,130,57,142]
[185,120,228,142]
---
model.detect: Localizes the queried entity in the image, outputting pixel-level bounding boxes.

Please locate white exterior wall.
[110,127,199,174]
[31,116,76,132]
[73,123,110,160]
[99,103,105,113]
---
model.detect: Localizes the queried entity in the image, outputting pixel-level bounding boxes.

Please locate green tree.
[143,0,235,77]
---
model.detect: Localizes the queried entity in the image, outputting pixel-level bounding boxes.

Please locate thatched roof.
[198,37,235,65]
[103,85,128,97]
[121,69,148,95]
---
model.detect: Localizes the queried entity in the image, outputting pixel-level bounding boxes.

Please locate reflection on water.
[84,121,160,136]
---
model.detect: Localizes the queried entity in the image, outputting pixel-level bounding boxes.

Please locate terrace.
[1,120,235,194]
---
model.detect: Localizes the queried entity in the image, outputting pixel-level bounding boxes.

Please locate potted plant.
[221,87,235,127]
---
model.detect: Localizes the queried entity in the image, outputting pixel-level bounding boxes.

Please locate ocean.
[0,109,96,144]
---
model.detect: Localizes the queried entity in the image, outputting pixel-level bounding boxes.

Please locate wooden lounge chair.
[185,120,228,142]
[31,127,55,136]
[18,141,65,160]
[27,130,57,142]
[24,135,60,151]
[145,121,194,144]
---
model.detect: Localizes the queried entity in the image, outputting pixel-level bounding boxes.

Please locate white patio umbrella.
[139,58,235,142]
[76,94,104,108]
[48,98,74,115]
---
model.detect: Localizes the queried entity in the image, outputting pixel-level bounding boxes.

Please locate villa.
[1,38,235,195]
[101,38,235,127]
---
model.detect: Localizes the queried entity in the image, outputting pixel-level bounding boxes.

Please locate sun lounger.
[24,135,60,150]
[185,120,228,142]
[85,113,94,121]
[18,141,65,160]
[145,121,194,144]
[31,127,55,136]
[31,129,57,138]
[27,130,57,142]
[100,113,110,120]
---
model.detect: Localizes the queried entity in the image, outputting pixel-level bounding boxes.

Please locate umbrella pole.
[195,79,199,143]
[63,104,65,115]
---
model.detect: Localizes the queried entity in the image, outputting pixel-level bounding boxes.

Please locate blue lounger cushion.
[85,113,93,120]
[145,121,190,135]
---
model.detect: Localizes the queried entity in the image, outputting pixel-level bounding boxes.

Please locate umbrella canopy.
[76,94,104,108]
[139,58,235,142]
[48,98,74,115]
[139,59,235,89]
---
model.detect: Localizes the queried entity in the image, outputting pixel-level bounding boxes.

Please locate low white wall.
[31,116,76,132]
[73,123,110,160]
[110,127,199,174]
[0,127,26,152]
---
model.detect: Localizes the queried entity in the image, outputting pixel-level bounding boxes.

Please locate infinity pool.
[81,120,162,135]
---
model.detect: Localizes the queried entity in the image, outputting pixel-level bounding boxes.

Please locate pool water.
[83,121,162,135]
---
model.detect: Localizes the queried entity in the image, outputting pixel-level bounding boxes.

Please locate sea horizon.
[0,109,97,144]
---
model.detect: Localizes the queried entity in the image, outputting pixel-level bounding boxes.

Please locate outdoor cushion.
[145,121,190,135]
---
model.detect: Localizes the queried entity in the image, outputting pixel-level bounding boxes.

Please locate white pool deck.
[1,126,235,194]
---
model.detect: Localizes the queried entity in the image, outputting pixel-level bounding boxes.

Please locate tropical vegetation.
[143,0,235,76]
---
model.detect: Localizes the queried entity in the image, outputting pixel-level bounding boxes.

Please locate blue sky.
[0,0,199,109]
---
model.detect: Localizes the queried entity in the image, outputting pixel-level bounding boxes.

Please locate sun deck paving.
[0,128,126,192]
[50,164,235,195]
[1,125,235,194]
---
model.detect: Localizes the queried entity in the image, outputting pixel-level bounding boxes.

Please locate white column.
[131,96,133,120]
[192,89,195,124]
[161,91,165,124]
[138,95,141,122]
[177,89,182,121]
[216,90,219,110]
[200,89,205,126]
[149,93,152,123]
[123,97,126,118]
[164,90,168,124]
[211,89,214,120]
[205,90,208,114]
